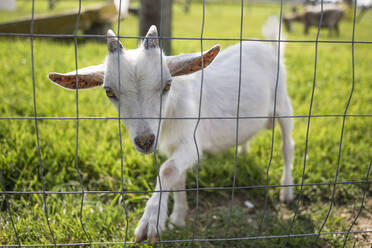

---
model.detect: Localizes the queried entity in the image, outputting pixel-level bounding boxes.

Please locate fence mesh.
[0,0,371,247]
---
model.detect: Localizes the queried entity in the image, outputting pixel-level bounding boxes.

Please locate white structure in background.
[114,0,129,18]
[358,0,372,7]
[0,0,16,11]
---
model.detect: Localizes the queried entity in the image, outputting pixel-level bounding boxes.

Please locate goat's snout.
[134,134,155,153]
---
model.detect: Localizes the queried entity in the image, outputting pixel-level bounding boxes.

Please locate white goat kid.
[48,17,295,245]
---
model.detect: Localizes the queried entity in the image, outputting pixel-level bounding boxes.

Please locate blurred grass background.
[0,0,371,247]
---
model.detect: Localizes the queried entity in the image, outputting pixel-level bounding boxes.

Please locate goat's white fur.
[49,16,295,244]
[134,17,294,242]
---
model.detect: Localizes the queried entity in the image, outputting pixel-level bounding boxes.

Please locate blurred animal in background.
[283,4,344,36]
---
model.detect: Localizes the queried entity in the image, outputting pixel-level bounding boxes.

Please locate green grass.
[1,1,371,247]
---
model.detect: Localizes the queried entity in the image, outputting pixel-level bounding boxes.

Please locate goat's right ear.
[107,29,123,53]
[166,45,220,77]
[48,64,105,90]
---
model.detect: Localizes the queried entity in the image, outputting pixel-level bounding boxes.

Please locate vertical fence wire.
[190,0,206,243]
[154,0,166,246]
[314,0,357,245]
[342,159,372,247]
[30,0,56,246]
[73,0,92,245]
[0,169,20,247]
[250,1,284,247]
[115,0,130,246]
[229,0,244,228]
[283,1,325,247]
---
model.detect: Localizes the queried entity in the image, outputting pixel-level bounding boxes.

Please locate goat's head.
[48,26,220,154]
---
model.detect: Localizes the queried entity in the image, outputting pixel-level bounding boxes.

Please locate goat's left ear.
[166,45,220,77]
[48,64,105,90]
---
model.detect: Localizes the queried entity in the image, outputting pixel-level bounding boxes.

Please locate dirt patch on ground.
[343,198,372,248]
[182,192,372,247]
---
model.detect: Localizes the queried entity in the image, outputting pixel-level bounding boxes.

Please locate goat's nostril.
[134,134,155,152]
[148,134,155,146]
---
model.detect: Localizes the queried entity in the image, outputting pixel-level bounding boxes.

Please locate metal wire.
[229,0,244,230]
[1,179,371,195]
[30,0,56,246]
[251,1,284,247]
[0,169,21,247]
[0,114,371,120]
[190,0,206,243]
[314,0,358,245]
[1,0,371,247]
[72,0,92,245]
[1,230,371,247]
[115,0,130,246]
[283,0,325,246]
[153,0,166,245]
[342,159,372,247]
[2,32,372,44]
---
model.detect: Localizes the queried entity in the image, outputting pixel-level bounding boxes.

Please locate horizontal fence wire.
[1,0,371,247]
[1,180,371,195]
[1,230,372,247]
[1,32,372,44]
[0,114,371,120]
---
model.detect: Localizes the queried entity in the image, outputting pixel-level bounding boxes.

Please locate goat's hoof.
[134,230,157,246]
[134,215,165,245]
[134,223,147,243]
[148,235,157,246]
[280,187,294,204]
[169,213,186,229]
[168,220,186,230]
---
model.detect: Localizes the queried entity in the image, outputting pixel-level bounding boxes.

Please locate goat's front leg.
[134,148,197,245]
[169,171,188,228]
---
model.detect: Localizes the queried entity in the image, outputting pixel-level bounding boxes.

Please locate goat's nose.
[134,134,155,153]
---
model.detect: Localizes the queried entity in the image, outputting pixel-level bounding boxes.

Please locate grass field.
[0,1,371,247]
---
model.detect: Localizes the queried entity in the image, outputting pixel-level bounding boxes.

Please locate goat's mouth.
[134,145,155,154]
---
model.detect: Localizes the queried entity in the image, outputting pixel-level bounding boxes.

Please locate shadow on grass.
[162,191,320,248]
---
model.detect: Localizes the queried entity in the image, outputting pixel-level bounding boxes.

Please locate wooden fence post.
[139,0,173,55]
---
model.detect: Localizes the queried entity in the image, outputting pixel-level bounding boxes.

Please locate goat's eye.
[162,81,171,93]
[105,88,116,98]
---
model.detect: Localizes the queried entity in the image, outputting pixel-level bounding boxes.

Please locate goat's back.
[187,41,287,153]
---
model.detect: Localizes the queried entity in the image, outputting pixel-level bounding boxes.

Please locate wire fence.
[0,0,371,247]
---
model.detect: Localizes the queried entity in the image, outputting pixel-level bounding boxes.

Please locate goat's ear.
[143,25,159,49]
[166,45,220,77]
[48,64,105,90]
[107,29,123,53]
